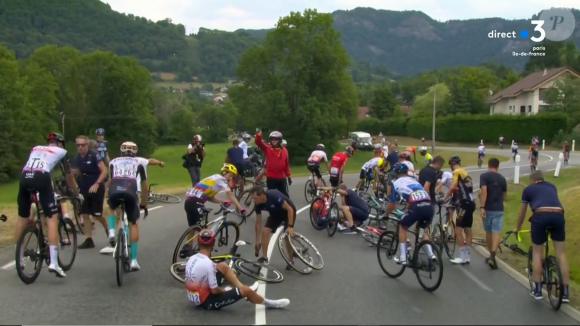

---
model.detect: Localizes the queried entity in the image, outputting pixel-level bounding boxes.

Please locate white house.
[486,67,580,115]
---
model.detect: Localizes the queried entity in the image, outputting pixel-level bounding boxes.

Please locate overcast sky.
[101,0,579,34]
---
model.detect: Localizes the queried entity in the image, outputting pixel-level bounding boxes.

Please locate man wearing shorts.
[328,146,353,187]
[332,184,369,234]
[185,229,289,310]
[515,170,570,302]
[251,187,296,269]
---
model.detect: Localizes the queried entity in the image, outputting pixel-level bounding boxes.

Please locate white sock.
[63,213,69,219]
[109,229,115,238]
[425,243,434,258]
[465,246,471,260]
[49,245,58,266]
[263,298,278,307]
[399,243,407,261]
[461,246,468,261]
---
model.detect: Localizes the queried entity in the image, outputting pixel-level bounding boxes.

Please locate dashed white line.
[456,267,493,292]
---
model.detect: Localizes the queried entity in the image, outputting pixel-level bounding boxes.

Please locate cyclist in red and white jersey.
[329,146,354,187]
[307,144,330,189]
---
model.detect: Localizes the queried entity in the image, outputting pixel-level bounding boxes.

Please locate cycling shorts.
[184,197,205,227]
[107,179,140,224]
[531,151,538,158]
[17,171,58,218]
[456,201,476,228]
[329,175,340,187]
[478,152,485,157]
[200,287,243,310]
[359,169,374,181]
[400,201,433,229]
[307,163,322,179]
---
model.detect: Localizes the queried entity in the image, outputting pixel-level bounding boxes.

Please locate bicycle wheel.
[71,200,84,235]
[115,228,127,287]
[546,256,564,311]
[57,218,77,271]
[361,231,379,246]
[239,189,255,216]
[288,232,323,270]
[15,225,43,284]
[304,179,315,203]
[413,240,443,292]
[233,257,284,283]
[215,221,240,249]
[277,233,312,275]
[326,202,339,237]
[376,230,405,278]
[309,198,326,231]
[172,225,203,264]
[432,223,455,259]
[155,193,181,203]
[169,262,186,283]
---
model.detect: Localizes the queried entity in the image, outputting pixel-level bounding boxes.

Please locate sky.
[101,0,579,34]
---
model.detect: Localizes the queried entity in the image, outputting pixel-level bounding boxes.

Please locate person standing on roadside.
[254,130,291,197]
[479,158,507,269]
[186,135,205,187]
[95,128,111,194]
[419,155,444,205]
[385,144,399,196]
[73,135,109,249]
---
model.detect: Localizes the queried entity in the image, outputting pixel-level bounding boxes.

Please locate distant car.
[348,131,376,151]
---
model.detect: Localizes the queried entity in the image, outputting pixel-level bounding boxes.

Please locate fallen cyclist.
[319,184,369,234]
[185,229,290,310]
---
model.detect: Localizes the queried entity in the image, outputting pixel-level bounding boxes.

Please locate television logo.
[528,8,576,42]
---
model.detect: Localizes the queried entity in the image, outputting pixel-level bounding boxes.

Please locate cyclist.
[354,156,385,197]
[398,151,416,178]
[330,184,369,234]
[251,186,296,269]
[511,141,519,162]
[95,128,110,166]
[240,133,255,177]
[405,146,417,163]
[307,144,330,189]
[514,170,569,302]
[443,156,476,265]
[384,163,436,265]
[529,141,539,168]
[381,145,389,158]
[477,142,485,167]
[419,146,433,166]
[180,164,247,258]
[185,229,290,310]
[498,135,504,149]
[254,131,291,197]
[16,133,79,277]
[563,141,570,163]
[421,137,425,144]
[329,146,353,187]
[385,144,399,196]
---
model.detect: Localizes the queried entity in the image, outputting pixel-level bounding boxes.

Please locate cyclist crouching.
[180,164,247,258]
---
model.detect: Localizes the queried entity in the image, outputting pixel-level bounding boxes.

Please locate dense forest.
[2,0,579,79]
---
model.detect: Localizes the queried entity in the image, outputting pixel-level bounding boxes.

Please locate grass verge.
[472,167,580,310]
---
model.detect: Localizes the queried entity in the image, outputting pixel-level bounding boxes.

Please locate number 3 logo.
[530,20,546,43]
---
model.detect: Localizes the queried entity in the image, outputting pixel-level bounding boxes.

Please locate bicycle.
[357,172,374,194]
[563,151,569,166]
[169,239,284,284]
[143,183,181,204]
[304,169,327,204]
[359,208,403,247]
[15,192,78,284]
[477,156,483,168]
[430,201,457,259]
[172,204,246,264]
[52,176,85,234]
[278,230,324,275]
[530,156,537,172]
[308,187,341,237]
[377,213,444,292]
[114,199,148,287]
[497,230,528,256]
[237,180,266,216]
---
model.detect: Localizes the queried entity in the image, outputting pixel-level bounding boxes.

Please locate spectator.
[185,135,205,187]
[419,155,444,204]
[479,158,507,269]
[254,130,291,197]
[515,170,569,302]
[240,133,255,177]
[385,144,399,196]
[73,135,108,249]
[225,139,245,190]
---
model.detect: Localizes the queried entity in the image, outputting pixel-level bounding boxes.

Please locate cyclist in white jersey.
[354,157,385,196]
[511,142,518,161]
[477,144,485,160]
[435,171,453,193]
[16,132,79,278]
[385,163,436,265]
[185,229,289,310]
[307,144,330,189]
[180,163,247,259]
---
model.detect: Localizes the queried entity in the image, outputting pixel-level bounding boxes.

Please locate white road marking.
[456,267,493,292]
[1,206,164,271]
[254,205,310,325]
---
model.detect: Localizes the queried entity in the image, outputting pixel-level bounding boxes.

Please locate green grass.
[472,167,580,310]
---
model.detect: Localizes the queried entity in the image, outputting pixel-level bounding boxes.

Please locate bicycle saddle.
[199,207,213,214]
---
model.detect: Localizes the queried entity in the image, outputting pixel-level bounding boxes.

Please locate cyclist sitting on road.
[185,229,290,310]
[321,184,369,234]
[307,144,330,190]
[329,146,354,187]
[354,156,385,197]
[477,143,485,164]
[419,146,433,166]
[16,132,79,278]
[443,156,476,265]
[385,163,436,265]
[528,141,539,167]
[225,139,246,192]
[251,186,297,269]
[405,146,417,163]
[180,164,247,258]
[514,170,570,302]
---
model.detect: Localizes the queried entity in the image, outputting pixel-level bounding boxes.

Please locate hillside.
[1,1,579,77]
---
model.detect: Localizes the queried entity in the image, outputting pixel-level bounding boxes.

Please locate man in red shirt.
[329,146,354,187]
[254,131,291,197]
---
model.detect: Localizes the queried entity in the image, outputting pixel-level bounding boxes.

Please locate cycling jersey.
[564,144,570,152]
[452,168,475,204]
[307,150,328,164]
[96,140,108,159]
[361,157,383,170]
[23,146,68,173]
[109,157,148,181]
[512,145,518,153]
[185,253,218,306]
[529,145,539,152]
[438,171,453,188]
[401,160,416,177]
[186,174,230,202]
[390,176,431,203]
[405,146,415,153]
[477,146,485,156]
[329,152,348,176]
[108,157,148,223]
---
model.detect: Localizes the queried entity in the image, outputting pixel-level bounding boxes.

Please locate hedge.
[357,113,567,143]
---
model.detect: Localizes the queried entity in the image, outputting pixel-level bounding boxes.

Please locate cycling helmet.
[242,133,251,140]
[377,158,385,167]
[392,162,409,174]
[120,141,138,156]
[221,163,238,175]
[345,146,354,156]
[316,144,325,150]
[419,146,427,152]
[193,135,202,142]
[198,229,216,246]
[95,128,105,135]
[397,151,407,158]
[269,131,282,139]
[448,156,461,165]
[47,132,65,145]
[281,139,287,146]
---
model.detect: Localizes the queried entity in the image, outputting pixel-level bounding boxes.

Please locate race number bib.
[186,188,204,198]
[409,190,429,202]
[308,155,321,163]
[188,290,201,305]
[330,167,339,175]
[23,158,46,171]
[113,162,137,179]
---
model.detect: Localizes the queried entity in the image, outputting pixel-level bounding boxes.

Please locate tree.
[411,83,449,117]
[544,77,580,126]
[369,85,397,119]
[230,9,358,163]
[198,101,238,143]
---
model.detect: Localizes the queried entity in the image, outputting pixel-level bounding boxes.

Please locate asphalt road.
[0,148,577,325]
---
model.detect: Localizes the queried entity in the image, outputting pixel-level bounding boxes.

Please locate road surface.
[0,148,577,325]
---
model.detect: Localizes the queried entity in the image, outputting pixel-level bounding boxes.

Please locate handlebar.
[0,214,6,222]
[504,230,530,242]
[214,204,247,223]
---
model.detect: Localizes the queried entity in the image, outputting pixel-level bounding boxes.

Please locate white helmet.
[316,144,325,149]
[269,131,282,139]
[419,146,427,152]
[120,141,138,156]
[382,146,388,152]
[281,139,287,145]
[242,133,251,140]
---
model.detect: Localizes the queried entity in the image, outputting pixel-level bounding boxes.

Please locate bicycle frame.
[195,205,247,247]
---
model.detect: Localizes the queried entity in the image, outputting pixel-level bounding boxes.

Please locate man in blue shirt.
[322,184,369,234]
[226,139,246,191]
[385,144,399,196]
[73,135,109,249]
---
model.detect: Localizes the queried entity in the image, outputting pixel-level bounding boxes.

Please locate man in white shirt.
[240,133,254,177]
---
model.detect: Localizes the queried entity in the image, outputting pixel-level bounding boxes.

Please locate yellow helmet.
[377,158,385,167]
[221,163,237,175]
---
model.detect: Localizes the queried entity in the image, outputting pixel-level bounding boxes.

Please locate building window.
[528,105,532,112]
[520,105,525,113]
[539,88,548,102]
[491,105,495,114]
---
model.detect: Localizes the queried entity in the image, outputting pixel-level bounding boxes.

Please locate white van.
[348,131,374,151]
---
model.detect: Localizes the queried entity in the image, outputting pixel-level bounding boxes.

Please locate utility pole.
[59,112,65,136]
[431,88,436,154]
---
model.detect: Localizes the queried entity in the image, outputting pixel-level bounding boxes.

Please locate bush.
[551,124,580,147]
[356,118,407,135]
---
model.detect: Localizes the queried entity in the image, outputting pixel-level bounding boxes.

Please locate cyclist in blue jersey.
[95,128,110,165]
[385,163,436,265]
